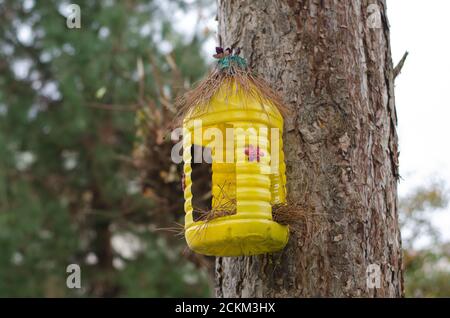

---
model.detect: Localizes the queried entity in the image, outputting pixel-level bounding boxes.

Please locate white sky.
[388,0,450,242]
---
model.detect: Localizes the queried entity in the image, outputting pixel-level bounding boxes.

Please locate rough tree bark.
[215,0,403,297]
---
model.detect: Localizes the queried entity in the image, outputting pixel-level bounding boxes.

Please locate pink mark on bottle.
[244,145,265,162]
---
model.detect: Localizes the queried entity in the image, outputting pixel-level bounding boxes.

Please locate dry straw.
[175,47,290,123]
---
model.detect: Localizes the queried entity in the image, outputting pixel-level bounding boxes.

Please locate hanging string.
[214,47,247,71]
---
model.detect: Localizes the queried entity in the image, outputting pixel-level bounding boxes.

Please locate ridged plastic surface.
[183,83,288,256]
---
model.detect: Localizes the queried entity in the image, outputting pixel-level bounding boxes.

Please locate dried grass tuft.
[174,57,290,124]
[159,200,325,253]
[272,203,325,243]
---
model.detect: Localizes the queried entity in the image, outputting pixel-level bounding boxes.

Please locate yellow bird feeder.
[178,47,289,256]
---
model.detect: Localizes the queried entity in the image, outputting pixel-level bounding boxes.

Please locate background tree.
[0,0,212,297]
[400,182,450,297]
[215,0,403,297]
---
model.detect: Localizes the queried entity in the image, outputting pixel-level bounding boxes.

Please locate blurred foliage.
[400,182,450,297]
[0,0,213,297]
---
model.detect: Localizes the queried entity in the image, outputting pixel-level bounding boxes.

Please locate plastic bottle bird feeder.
[179,47,289,257]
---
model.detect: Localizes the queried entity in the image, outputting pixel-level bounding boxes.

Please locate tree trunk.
[215,0,403,297]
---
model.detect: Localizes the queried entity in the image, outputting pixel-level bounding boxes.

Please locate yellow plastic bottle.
[183,81,288,256]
